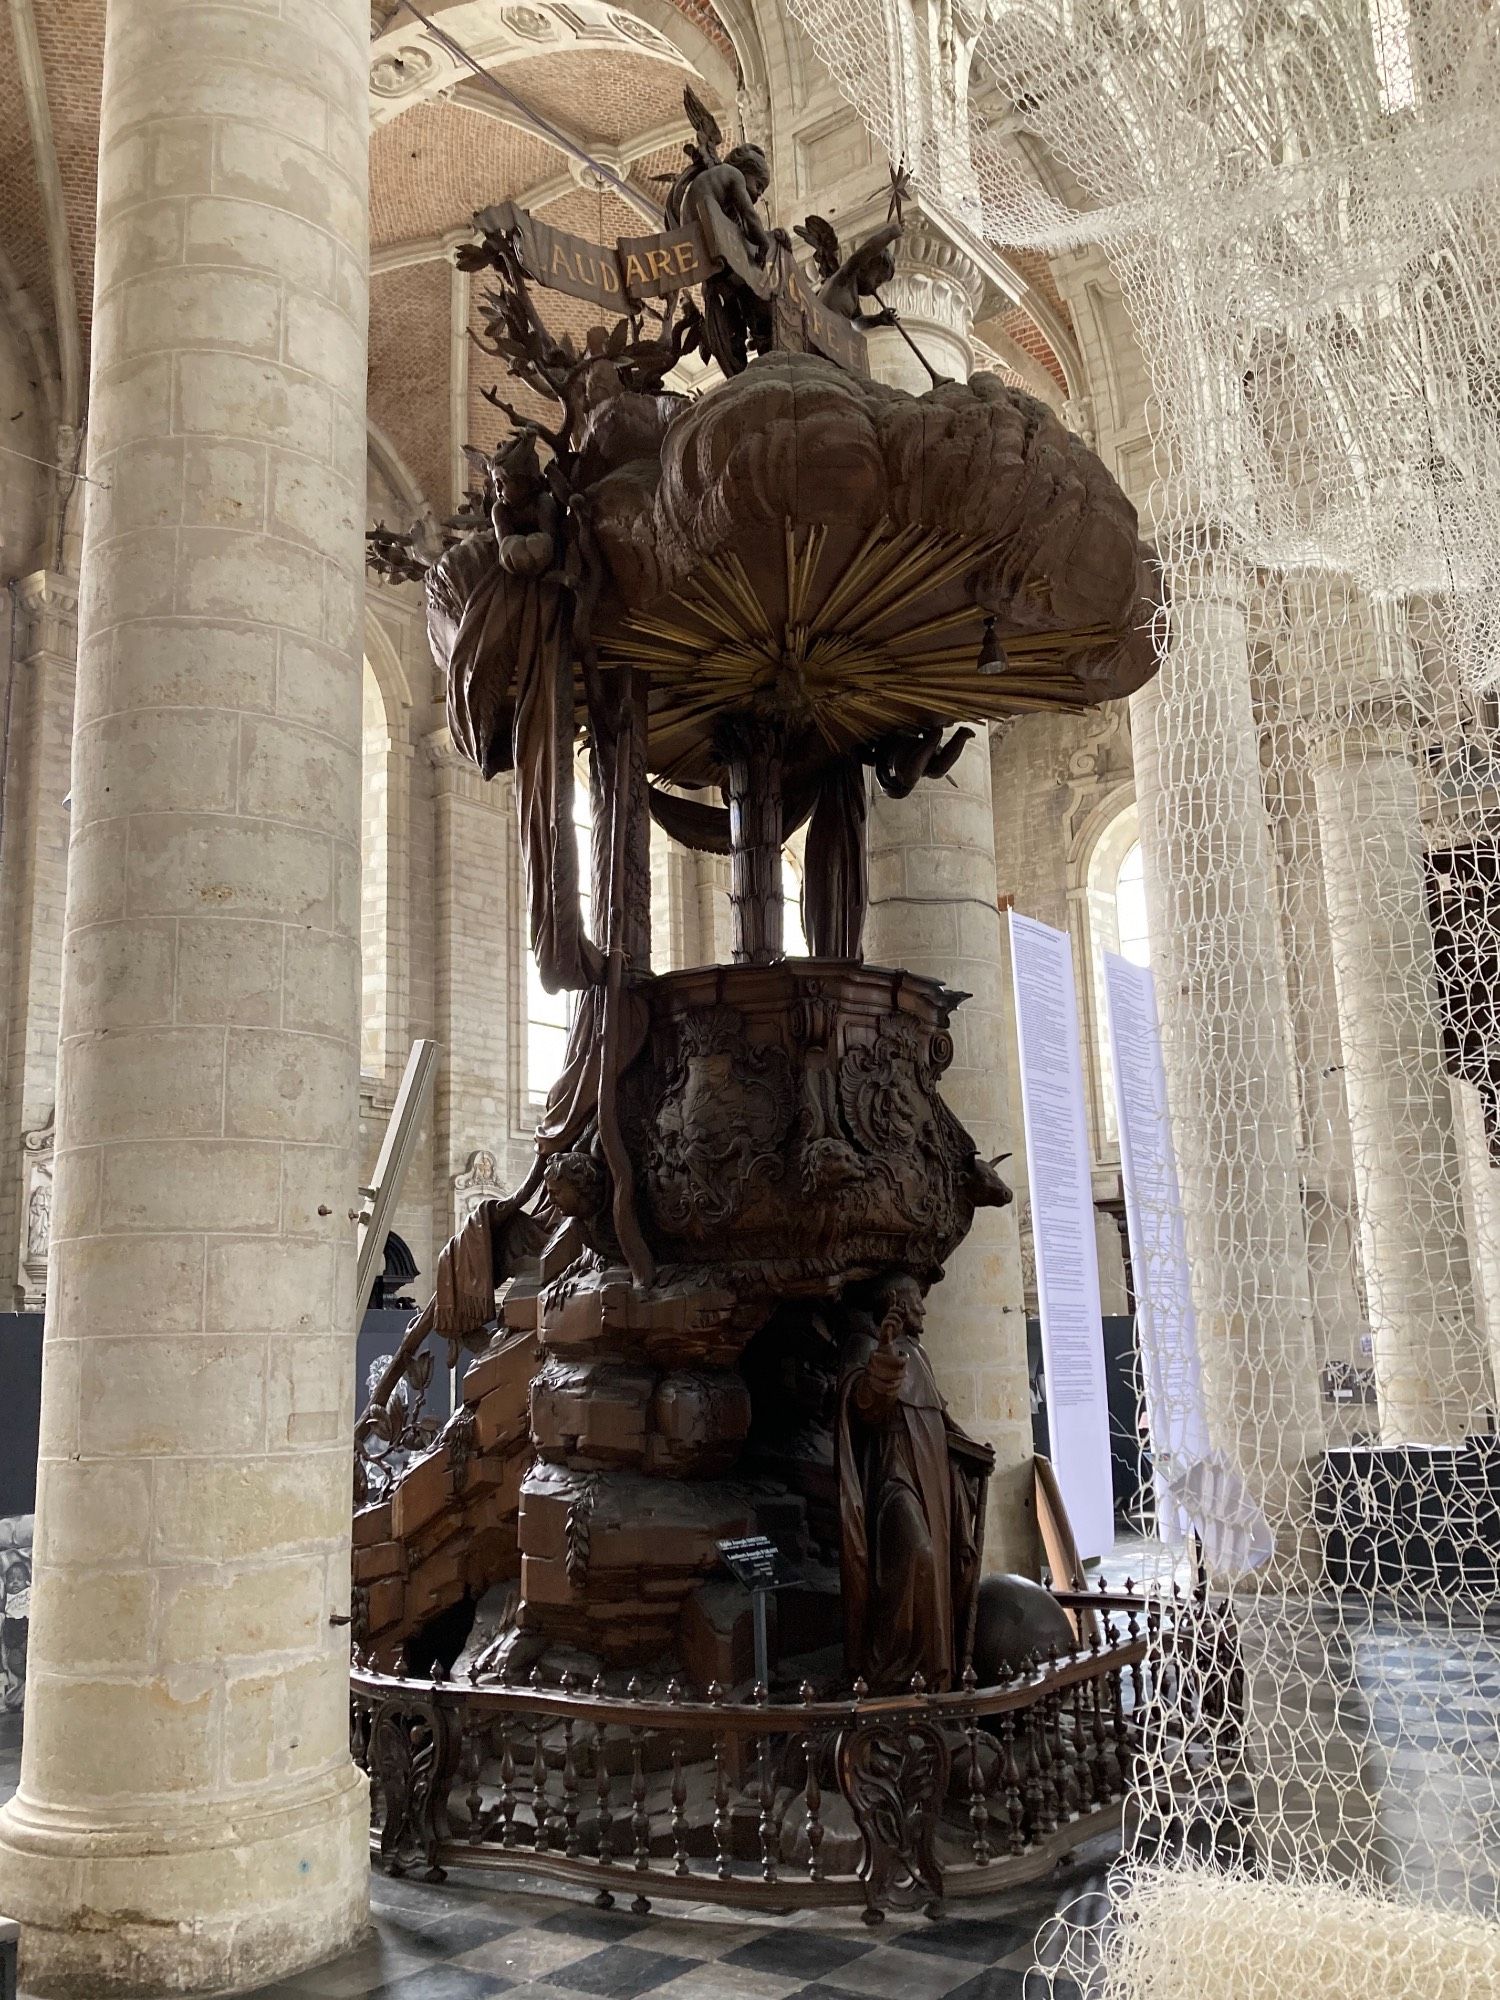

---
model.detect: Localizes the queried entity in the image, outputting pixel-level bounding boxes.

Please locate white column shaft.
[1130,559,1322,1551]
[0,3,373,1992]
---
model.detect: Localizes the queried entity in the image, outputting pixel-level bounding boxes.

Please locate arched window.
[782,846,809,956]
[1086,804,1152,1149]
[526,776,592,1100]
[1114,840,1151,967]
[361,661,391,1079]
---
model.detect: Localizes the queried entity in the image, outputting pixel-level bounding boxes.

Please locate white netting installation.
[780,0,1500,1987]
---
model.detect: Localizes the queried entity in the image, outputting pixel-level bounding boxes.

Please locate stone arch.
[370,0,736,130]
[1075,784,1142,1155]
[361,612,415,1084]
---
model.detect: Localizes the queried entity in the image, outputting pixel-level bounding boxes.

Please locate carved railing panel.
[349,1586,1231,1920]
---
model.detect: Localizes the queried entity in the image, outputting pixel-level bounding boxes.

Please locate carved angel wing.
[795,213,843,284]
[683,85,723,161]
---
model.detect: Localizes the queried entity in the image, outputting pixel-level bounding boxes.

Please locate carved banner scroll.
[472,199,868,374]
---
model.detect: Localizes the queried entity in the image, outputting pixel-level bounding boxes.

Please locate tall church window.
[526,779,592,1100]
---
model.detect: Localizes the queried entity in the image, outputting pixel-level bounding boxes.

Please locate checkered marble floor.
[236,1855,1107,2000]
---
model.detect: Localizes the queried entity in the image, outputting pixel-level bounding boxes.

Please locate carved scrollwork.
[627,969,992,1295]
[646,1006,795,1232]
[837,1716,951,1917]
[368,1693,463,1881]
[836,1014,969,1239]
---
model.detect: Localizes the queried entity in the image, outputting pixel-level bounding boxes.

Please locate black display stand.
[1316,1437,1500,1595]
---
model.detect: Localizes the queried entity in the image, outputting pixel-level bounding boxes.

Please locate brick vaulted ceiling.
[3,0,1073,520]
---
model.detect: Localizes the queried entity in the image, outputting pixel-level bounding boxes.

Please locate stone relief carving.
[369,44,437,96]
[454,1148,505,1232]
[19,1111,53,1310]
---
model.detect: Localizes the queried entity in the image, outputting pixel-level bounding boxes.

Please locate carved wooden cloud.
[585,351,1161,786]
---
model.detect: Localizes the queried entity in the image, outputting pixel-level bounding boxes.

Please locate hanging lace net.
[779,0,1500,1987]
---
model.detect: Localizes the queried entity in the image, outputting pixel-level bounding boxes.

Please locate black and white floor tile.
[238,1858,1101,2000]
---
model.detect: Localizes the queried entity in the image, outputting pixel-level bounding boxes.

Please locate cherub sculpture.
[656,88,783,375]
[478,427,561,579]
[795,164,946,387]
[793,212,903,325]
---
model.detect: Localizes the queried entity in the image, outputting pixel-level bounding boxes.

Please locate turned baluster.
[997,1668,1026,1853]
[463,1723,486,1845]
[961,1664,992,1865]
[590,1683,617,1911]
[498,1693,519,1850]
[530,1670,553,1851]
[1026,1655,1057,1836]
[559,1672,581,1857]
[1063,1676,1090,1817]
[708,1683,733,1882]
[1046,1653,1073,1823]
[753,1682,777,1883]
[667,1680,690,1879]
[800,1681,826,1883]
[627,1677,651,1911]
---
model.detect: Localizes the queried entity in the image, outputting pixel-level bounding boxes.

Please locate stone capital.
[424,723,502,803]
[880,223,986,340]
[13,568,79,665]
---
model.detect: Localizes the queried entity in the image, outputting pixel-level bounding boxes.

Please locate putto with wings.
[795,164,944,386]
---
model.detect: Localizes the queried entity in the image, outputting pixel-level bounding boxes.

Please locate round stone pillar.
[1308,720,1490,1442]
[860,233,1031,1570]
[1129,545,1323,1558]
[862,226,982,395]
[863,746,1033,1569]
[0,4,372,1994]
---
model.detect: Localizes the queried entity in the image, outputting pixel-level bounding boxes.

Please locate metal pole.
[752,1587,770,1690]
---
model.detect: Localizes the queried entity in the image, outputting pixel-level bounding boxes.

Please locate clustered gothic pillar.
[1284,579,1490,1443]
[862,237,1033,1571]
[1307,716,1489,1442]
[1129,542,1322,1556]
[0,3,373,1993]
[0,572,77,1306]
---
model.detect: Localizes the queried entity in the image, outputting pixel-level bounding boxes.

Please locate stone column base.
[0,1764,369,1999]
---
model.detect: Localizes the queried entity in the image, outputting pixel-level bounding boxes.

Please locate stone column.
[1308,717,1489,1443]
[1261,740,1366,1436]
[428,732,527,1194]
[1129,544,1322,1556]
[0,3,372,1994]
[862,224,982,396]
[0,571,76,1304]
[862,234,1033,1572]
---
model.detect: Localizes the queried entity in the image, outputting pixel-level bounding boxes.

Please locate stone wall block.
[99,1138,283,1237]
[150,1454,352,1566]
[58,919,176,1036]
[205,1236,338,1335]
[173,917,285,1028]
[125,812,335,925]
[88,619,278,725]
[51,1231,207,1337]
[175,351,333,458]
[61,1026,228,1147]
[79,1337,269,1457]
[119,267,283,362]
[237,714,360,831]
[176,527,327,633]
[265,1335,352,1450]
[222,1028,354,1148]
[74,707,241,822]
[282,929,360,1041]
[27,1570,156,1678]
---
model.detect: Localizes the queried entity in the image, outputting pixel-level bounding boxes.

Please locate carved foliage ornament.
[369,1693,463,1881]
[837,1715,950,1917]
[646,1006,795,1232]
